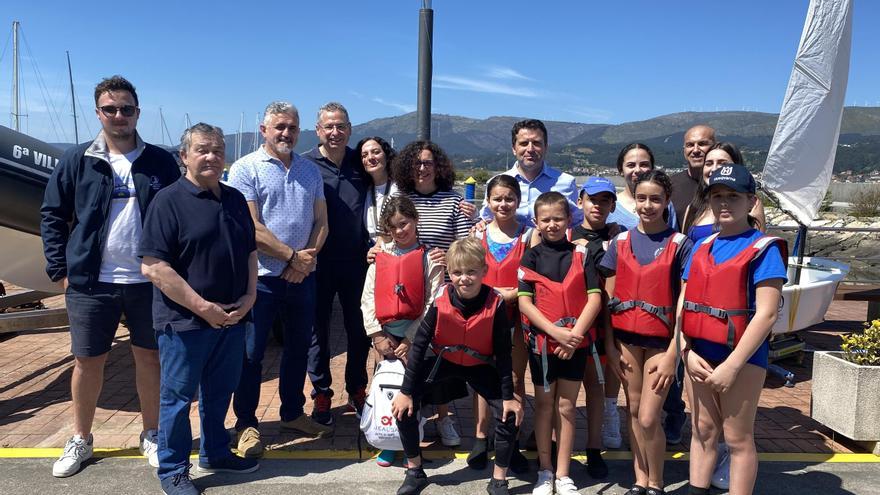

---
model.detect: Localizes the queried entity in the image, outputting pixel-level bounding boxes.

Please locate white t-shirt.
[98,149,149,283]
[364,181,398,243]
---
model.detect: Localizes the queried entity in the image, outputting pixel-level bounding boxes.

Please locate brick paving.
[0,284,871,454]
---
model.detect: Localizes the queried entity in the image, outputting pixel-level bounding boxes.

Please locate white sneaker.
[532,469,555,495]
[52,434,94,478]
[711,442,731,489]
[139,429,159,468]
[555,475,580,494]
[437,416,461,447]
[602,402,622,449]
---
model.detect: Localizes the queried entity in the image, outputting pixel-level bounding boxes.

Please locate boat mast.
[11,21,21,132]
[66,51,78,144]
[236,112,244,160]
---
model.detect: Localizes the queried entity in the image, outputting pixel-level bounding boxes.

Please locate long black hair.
[682,141,744,233]
[356,136,396,187]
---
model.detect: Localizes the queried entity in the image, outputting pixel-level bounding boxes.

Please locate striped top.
[402,189,473,252]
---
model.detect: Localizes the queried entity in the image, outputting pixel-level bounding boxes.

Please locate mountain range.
[59,107,880,172]
[292,107,880,173]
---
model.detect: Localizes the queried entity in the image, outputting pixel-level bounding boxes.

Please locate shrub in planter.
[840,319,880,366]
[811,321,880,445]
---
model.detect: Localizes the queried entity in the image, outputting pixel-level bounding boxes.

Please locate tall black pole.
[416,1,433,141]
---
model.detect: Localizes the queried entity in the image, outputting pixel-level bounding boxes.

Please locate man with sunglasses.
[41,75,180,478]
[303,102,371,427]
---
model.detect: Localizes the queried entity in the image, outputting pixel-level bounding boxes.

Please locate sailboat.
[0,21,65,293]
[762,0,852,338]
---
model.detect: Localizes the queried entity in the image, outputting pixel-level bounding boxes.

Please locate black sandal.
[624,485,647,495]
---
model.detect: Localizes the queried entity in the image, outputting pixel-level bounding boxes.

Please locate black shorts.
[416,357,503,403]
[65,282,156,357]
[529,347,588,386]
[614,328,670,351]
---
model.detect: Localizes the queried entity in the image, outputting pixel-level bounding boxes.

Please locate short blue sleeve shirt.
[227,147,325,276]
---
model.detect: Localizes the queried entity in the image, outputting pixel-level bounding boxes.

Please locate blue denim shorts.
[65,282,156,357]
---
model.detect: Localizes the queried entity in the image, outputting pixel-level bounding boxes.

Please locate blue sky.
[1,0,878,145]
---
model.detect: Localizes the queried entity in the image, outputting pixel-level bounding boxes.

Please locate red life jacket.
[476,226,530,288]
[374,246,427,325]
[609,231,686,338]
[518,245,597,354]
[432,285,499,366]
[682,233,788,348]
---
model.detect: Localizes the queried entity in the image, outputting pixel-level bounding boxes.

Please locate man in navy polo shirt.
[41,75,179,477]
[227,101,330,458]
[140,123,258,495]
[303,102,371,426]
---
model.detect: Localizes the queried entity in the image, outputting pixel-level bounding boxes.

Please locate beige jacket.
[361,242,445,340]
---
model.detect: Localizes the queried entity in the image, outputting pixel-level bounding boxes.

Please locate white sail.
[762,0,853,225]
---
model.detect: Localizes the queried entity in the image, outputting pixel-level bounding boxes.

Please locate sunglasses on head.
[98,105,138,117]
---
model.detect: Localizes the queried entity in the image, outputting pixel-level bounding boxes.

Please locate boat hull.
[0,226,58,293]
[772,256,850,334]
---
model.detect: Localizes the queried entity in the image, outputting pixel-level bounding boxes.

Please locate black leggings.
[398,361,519,467]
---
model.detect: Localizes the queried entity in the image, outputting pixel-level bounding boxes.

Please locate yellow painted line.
[1,448,877,463]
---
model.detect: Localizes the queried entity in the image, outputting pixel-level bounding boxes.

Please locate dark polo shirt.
[304,147,368,261]
[139,177,256,331]
[670,169,700,231]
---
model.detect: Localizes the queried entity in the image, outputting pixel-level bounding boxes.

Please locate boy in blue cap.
[571,176,624,479]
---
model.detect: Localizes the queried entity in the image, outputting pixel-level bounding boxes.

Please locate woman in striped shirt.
[390,140,476,449]
[392,141,475,253]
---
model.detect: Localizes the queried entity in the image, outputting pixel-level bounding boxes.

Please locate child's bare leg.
[474,394,491,439]
[583,358,604,450]
[533,382,557,472]
[639,349,672,489]
[721,364,765,495]
[555,378,581,478]
[620,342,649,487]
[686,371,722,488]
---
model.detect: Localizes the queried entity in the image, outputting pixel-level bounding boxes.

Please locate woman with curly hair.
[357,136,399,246]
[389,140,476,449]
[392,140,475,252]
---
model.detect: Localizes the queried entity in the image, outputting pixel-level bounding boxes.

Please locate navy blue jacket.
[40,134,180,288]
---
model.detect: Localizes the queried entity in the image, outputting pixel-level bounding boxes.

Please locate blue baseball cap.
[707,164,756,194]
[581,176,617,199]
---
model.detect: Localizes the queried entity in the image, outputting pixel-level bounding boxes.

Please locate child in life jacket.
[469,174,531,473]
[677,164,786,495]
[599,170,693,495]
[361,195,446,467]
[391,237,522,495]
[518,191,603,495]
[571,176,625,479]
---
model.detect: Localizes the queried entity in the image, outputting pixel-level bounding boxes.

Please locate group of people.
[39,75,783,495]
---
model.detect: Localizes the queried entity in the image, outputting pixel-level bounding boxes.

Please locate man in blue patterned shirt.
[227,101,330,457]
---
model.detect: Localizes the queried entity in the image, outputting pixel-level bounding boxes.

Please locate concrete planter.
[811,351,880,442]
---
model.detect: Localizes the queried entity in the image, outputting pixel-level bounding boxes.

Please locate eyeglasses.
[416,160,435,168]
[320,123,349,132]
[98,105,138,117]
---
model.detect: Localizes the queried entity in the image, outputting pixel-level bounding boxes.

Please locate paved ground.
[0,457,877,494]
[0,293,870,455]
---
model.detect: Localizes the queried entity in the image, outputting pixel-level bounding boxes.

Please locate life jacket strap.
[590,342,604,386]
[683,300,753,348]
[608,298,673,327]
[425,345,493,383]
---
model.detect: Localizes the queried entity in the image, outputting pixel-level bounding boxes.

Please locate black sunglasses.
[98,105,138,117]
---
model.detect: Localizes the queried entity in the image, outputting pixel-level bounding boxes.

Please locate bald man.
[670,125,716,227]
